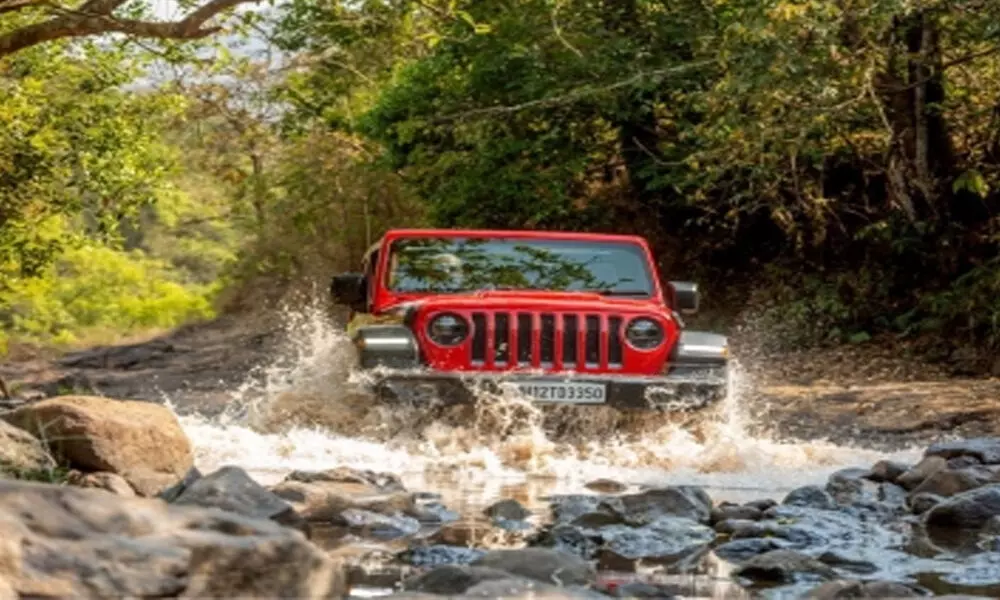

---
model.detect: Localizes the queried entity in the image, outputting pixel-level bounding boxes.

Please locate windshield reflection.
[386,237,653,296]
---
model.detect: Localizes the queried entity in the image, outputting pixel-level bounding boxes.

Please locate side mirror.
[331,273,367,311]
[669,281,699,315]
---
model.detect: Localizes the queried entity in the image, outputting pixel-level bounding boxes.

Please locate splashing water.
[172,300,922,510]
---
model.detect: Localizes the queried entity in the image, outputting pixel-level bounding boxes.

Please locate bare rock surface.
[0,478,346,598]
[1,395,193,496]
[0,420,51,474]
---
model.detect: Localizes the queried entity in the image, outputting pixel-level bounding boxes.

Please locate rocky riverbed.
[3,309,1000,598]
[2,393,1000,598]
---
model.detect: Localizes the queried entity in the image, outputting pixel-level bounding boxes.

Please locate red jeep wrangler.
[331,229,729,411]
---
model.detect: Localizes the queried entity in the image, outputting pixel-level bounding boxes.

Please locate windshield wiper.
[594,290,650,296]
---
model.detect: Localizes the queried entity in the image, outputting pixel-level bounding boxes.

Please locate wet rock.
[910,466,997,499]
[746,498,778,512]
[572,511,623,528]
[713,537,790,562]
[471,547,596,586]
[599,485,712,525]
[431,519,501,547]
[783,485,836,511]
[341,507,420,538]
[399,544,486,566]
[157,466,202,502]
[714,518,760,535]
[462,579,607,598]
[867,460,910,483]
[66,471,135,497]
[607,581,681,598]
[897,456,947,491]
[270,474,418,524]
[400,564,516,594]
[925,484,1000,530]
[710,503,763,524]
[484,498,531,521]
[1,396,193,496]
[982,515,1000,535]
[816,550,878,575]
[0,478,346,598]
[0,420,53,474]
[804,579,922,598]
[529,523,601,559]
[733,549,837,584]
[908,492,943,515]
[172,465,307,534]
[550,494,604,523]
[598,516,714,562]
[285,466,405,493]
[585,479,627,493]
[926,437,1000,465]
[947,455,983,469]
[826,468,879,505]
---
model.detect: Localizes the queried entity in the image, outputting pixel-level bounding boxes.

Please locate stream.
[162,306,996,598]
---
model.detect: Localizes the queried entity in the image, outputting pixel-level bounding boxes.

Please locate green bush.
[0,242,217,351]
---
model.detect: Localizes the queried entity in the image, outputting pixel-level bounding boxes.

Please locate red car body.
[332,228,729,410]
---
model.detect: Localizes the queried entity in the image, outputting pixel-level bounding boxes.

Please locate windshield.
[385,237,654,296]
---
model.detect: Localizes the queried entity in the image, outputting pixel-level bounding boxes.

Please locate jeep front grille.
[469,311,624,370]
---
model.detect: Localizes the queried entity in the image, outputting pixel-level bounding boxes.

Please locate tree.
[0,0,260,57]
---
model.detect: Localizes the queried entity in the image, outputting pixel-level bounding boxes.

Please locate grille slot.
[468,310,625,370]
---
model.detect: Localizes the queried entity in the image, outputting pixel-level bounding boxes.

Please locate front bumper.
[364,369,728,411]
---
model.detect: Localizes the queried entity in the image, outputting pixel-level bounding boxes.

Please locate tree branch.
[431,60,717,123]
[0,0,260,58]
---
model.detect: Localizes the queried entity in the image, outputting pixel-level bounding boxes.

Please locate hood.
[381,290,665,316]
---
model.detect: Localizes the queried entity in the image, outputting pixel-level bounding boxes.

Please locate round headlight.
[625,317,664,350]
[427,313,470,346]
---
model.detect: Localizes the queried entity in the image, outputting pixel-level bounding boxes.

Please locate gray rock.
[746,498,778,511]
[909,467,997,499]
[909,492,944,515]
[401,565,518,594]
[172,465,307,535]
[804,579,922,598]
[471,547,596,587]
[783,485,836,510]
[867,460,910,483]
[925,484,1000,530]
[897,456,947,491]
[925,437,1000,465]
[710,503,763,524]
[598,516,714,561]
[733,549,837,583]
[599,485,712,525]
[484,498,531,521]
[0,478,346,598]
[399,545,486,566]
[713,537,789,562]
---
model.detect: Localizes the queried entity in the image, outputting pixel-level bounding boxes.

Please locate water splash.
[173,299,922,509]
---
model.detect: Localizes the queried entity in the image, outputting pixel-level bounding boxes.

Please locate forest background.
[1,0,999,375]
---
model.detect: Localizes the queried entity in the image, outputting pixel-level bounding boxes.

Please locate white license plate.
[504,381,607,404]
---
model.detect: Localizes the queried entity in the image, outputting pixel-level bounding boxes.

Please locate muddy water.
[167,305,933,597]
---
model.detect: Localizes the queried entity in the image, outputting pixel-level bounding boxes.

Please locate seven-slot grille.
[468,311,624,370]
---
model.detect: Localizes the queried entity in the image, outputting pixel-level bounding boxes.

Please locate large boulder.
[0,478,346,598]
[0,420,52,475]
[1,396,193,496]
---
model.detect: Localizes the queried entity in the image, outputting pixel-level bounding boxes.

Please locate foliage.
[0,237,216,350]
[273,0,1000,361]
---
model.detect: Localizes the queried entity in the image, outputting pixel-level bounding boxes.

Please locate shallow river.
[165,307,962,597]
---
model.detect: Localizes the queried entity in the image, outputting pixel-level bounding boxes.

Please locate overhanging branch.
[0,0,261,57]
